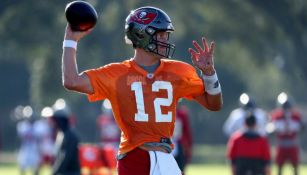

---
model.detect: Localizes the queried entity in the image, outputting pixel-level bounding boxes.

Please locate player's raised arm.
[189,37,223,111]
[62,25,94,94]
[61,1,98,94]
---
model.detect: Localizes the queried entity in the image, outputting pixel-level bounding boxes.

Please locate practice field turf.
[1,163,307,175]
[186,164,307,175]
[1,144,306,174]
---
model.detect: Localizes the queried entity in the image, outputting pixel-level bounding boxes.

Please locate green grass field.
[186,164,307,175]
[1,163,307,175]
[1,144,307,175]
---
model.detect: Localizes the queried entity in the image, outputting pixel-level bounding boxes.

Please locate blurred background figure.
[15,105,41,175]
[172,103,193,173]
[223,93,268,138]
[79,143,104,175]
[37,106,56,168]
[96,99,120,175]
[97,99,120,151]
[267,92,305,175]
[52,98,77,129]
[49,99,81,175]
[78,99,120,175]
[226,114,271,175]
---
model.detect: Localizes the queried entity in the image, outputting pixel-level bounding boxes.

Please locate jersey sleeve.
[84,65,114,102]
[176,63,204,100]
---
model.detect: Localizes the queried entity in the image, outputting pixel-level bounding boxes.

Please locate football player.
[61,6,223,175]
[172,104,193,173]
[269,92,305,175]
[16,106,41,175]
[227,114,271,175]
[96,99,120,173]
[223,93,268,137]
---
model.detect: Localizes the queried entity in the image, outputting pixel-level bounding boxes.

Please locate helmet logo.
[139,12,147,18]
[130,10,157,25]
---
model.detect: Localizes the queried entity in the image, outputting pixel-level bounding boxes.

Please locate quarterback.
[61,6,223,175]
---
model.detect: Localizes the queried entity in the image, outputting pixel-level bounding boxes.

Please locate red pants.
[276,147,299,166]
[117,148,150,175]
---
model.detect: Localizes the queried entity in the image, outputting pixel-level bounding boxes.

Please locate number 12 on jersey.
[131,81,173,122]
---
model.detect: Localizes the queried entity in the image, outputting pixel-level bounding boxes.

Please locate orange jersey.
[85,59,204,154]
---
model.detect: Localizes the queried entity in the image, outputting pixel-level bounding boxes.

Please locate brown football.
[65,1,98,31]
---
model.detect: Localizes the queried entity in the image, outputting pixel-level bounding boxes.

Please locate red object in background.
[100,146,117,169]
[96,113,120,145]
[79,144,104,169]
[176,105,193,163]
[79,144,117,175]
[227,132,271,161]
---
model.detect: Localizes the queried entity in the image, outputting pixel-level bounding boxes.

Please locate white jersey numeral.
[153,81,173,122]
[131,81,173,122]
[131,82,149,122]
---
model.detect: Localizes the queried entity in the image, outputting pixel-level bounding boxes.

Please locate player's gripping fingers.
[189,48,199,64]
[209,41,215,55]
[192,40,204,53]
[65,24,93,41]
[202,37,209,52]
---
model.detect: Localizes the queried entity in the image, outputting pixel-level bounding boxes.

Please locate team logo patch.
[129,10,157,25]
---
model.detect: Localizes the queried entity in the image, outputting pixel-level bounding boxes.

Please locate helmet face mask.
[125,6,175,58]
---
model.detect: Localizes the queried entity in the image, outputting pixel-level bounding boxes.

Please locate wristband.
[63,40,77,50]
[201,73,221,95]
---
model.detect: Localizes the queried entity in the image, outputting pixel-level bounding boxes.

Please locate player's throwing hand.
[64,25,93,42]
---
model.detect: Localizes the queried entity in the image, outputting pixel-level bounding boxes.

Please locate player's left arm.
[194,93,222,111]
[189,37,223,111]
